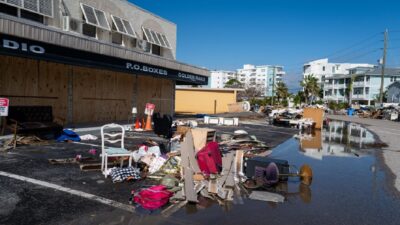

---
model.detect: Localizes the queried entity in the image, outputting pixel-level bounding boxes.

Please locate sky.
[130,0,400,92]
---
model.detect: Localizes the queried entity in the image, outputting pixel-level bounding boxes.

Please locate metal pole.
[271,66,276,105]
[379,29,388,105]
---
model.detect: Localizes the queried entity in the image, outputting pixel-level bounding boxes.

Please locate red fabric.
[133,185,173,210]
[196,142,222,175]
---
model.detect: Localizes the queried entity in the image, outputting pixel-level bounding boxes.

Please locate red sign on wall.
[0,98,9,116]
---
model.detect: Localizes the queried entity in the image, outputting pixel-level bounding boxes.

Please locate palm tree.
[275,82,289,104]
[300,75,320,104]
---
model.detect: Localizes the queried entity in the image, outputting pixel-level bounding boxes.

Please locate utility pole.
[379,29,388,105]
[271,66,276,105]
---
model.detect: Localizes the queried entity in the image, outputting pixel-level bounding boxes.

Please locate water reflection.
[298,121,375,160]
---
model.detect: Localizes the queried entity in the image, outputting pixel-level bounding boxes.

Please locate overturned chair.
[101,123,133,178]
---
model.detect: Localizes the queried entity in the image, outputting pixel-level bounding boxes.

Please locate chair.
[101,123,133,177]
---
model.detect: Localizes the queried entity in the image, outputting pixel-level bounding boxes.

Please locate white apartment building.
[237,64,285,97]
[324,67,400,105]
[303,58,374,84]
[209,70,237,88]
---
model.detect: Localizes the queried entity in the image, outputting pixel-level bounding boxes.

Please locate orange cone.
[134,118,141,129]
[144,114,152,131]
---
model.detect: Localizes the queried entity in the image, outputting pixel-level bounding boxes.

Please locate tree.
[293,91,305,106]
[275,82,289,104]
[300,75,320,104]
[374,90,388,103]
[238,86,263,101]
[224,79,244,88]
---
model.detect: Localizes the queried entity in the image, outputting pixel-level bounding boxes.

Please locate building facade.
[236,64,285,97]
[0,0,209,124]
[175,87,242,114]
[387,81,400,103]
[209,70,237,88]
[303,58,374,84]
[323,67,400,105]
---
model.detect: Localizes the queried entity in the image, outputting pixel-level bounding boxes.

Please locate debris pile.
[73,124,313,214]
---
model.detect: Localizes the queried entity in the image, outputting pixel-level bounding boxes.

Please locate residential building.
[323,67,400,105]
[387,81,400,103]
[209,70,237,88]
[237,64,285,97]
[303,58,374,85]
[0,0,209,124]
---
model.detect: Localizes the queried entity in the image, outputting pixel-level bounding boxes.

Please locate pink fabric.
[134,185,173,210]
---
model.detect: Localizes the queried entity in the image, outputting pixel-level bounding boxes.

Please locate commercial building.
[175,87,242,114]
[323,67,400,105]
[0,0,209,124]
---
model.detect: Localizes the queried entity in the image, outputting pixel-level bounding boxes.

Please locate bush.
[328,101,349,110]
[282,99,288,107]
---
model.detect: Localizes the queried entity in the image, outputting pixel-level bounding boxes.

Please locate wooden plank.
[180,132,199,203]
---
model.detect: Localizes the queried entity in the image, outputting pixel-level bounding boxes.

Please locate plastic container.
[347,108,355,116]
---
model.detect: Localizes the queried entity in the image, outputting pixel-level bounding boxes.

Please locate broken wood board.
[180,131,199,203]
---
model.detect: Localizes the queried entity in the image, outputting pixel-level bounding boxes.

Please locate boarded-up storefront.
[0,55,176,124]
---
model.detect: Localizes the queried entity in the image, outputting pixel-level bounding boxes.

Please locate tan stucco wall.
[175,89,237,114]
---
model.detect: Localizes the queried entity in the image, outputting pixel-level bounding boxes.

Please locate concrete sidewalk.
[327,115,400,192]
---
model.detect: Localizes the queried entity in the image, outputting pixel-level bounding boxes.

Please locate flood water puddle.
[171,121,400,225]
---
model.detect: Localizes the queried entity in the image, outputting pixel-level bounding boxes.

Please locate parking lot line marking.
[0,171,135,213]
[71,142,102,147]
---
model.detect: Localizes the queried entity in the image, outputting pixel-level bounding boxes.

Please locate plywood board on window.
[0,55,68,121]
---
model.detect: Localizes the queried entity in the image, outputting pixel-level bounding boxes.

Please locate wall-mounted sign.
[0,98,9,117]
[0,34,208,85]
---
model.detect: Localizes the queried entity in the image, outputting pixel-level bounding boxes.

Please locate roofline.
[176,87,245,92]
[122,0,176,26]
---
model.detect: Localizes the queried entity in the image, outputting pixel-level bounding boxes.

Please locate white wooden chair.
[101,123,133,177]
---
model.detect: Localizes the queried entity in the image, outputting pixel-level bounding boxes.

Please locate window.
[142,27,171,49]
[111,15,137,38]
[82,23,96,38]
[0,3,18,16]
[151,44,161,56]
[112,32,123,45]
[322,66,326,71]
[365,87,369,95]
[80,3,110,31]
[1,0,53,17]
[21,9,43,23]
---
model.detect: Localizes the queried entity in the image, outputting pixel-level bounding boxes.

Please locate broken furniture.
[6,106,64,148]
[101,123,134,178]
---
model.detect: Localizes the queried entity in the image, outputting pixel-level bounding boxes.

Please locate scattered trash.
[132,185,173,210]
[57,129,81,142]
[109,166,141,183]
[80,134,98,141]
[88,149,97,155]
